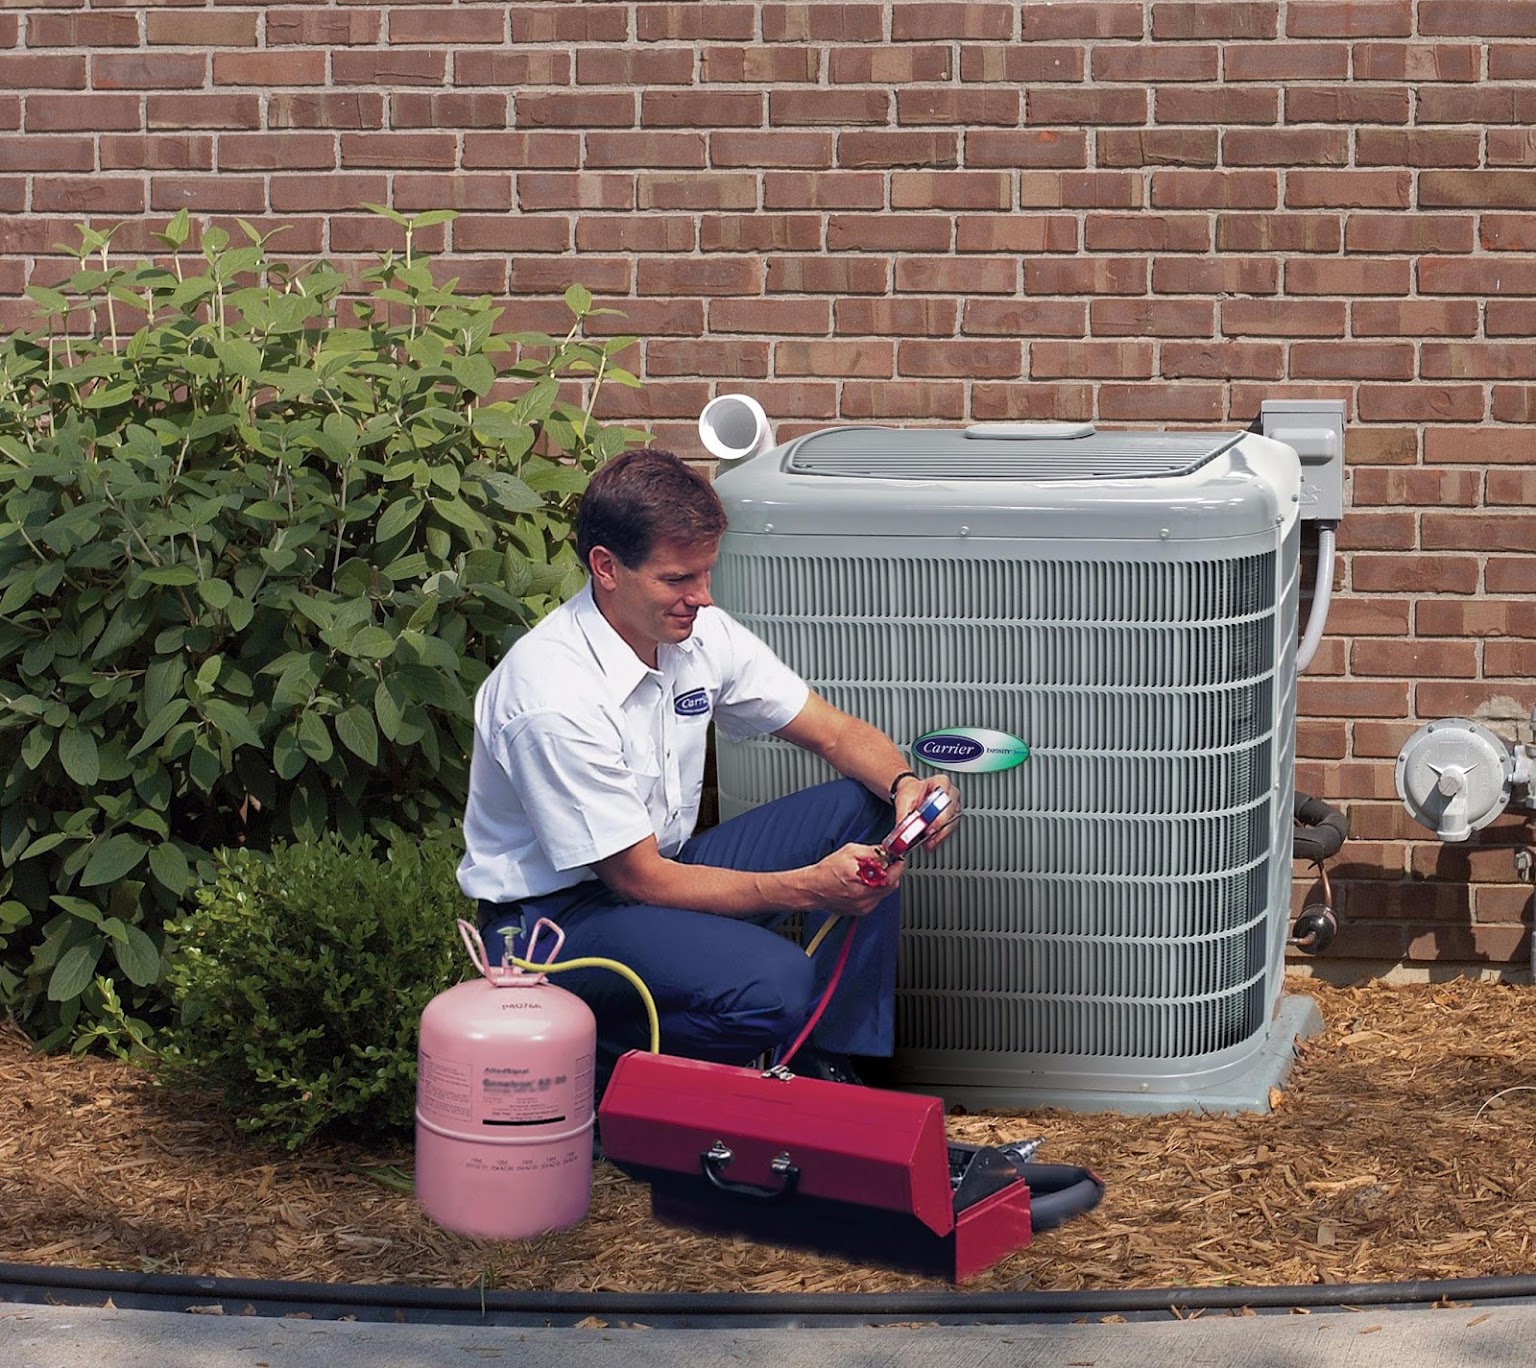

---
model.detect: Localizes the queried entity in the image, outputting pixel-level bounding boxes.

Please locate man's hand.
[892,772,962,852]
[809,842,906,914]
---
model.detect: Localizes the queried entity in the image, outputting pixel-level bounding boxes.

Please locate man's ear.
[587,545,620,592]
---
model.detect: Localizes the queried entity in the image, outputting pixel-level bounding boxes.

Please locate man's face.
[591,537,718,667]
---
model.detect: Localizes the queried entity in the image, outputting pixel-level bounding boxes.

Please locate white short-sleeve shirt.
[457,582,810,903]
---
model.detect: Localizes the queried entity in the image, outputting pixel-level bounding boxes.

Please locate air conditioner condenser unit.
[709,417,1322,1114]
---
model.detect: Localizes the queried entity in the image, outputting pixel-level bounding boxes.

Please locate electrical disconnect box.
[1261,399,1346,523]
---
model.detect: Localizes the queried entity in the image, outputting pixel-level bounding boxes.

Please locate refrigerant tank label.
[913,728,1031,773]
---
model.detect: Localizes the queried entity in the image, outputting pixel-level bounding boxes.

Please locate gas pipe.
[415,918,597,1241]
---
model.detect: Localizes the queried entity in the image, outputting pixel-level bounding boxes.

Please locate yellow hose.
[510,954,661,1054]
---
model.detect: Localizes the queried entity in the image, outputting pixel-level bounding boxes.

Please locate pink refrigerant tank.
[416,919,597,1241]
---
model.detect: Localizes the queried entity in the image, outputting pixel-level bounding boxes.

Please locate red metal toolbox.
[598,1050,1044,1282]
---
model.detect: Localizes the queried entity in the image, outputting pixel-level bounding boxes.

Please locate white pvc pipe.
[1295,523,1337,674]
[698,393,775,463]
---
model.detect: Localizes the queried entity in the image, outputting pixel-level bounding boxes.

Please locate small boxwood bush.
[161,829,469,1149]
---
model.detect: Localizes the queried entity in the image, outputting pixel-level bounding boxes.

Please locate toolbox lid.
[599,1052,958,1238]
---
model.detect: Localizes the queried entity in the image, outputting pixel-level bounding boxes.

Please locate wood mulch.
[2,974,1534,1294]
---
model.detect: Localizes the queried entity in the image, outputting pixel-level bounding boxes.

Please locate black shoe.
[793,1049,864,1086]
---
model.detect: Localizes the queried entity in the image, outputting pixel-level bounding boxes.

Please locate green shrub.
[161,829,469,1149]
[0,207,644,1048]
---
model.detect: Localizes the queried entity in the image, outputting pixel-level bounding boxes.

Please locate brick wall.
[2,0,1534,972]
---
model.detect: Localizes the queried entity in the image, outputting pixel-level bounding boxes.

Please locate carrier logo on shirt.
[674,687,711,718]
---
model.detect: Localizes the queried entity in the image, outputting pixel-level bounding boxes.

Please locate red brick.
[1027,88,1148,126]
[269,93,384,132]
[1085,214,1208,252]
[1421,257,1536,295]
[1493,384,1536,421]
[965,130,1086,170]
[0,54,86,88]
[1222,300,1347,336]
[268,10,382,45]
[699,214,820,253]
[1326,596,1412,637]
[839,131,961,169]
[1417,681,1536,719]
[1018,172,1143,209]
[1418,87,1536,124]
[1352,640,1478,679]
[1487,642,1536,678]
[591,379,712,421]
[1285,87,1410,124]
[1489,129,1536,167]
[220,133,335,172]
[1418,600,1536,636]
[711,132,833,169]
[955,215,1078,254]
[649,340,770,380]
[388,9,504,44]
[826,214,951,254]
[642,91,764,129]
[341,134,456,170]
[1156,86,1279,125]
[0,137,92,172]
[1357,385,1485,421]
[776,340,893,377]
[1288,259,1412,295]
[1488,469,1536,505]
[637,174,757,212]
[214,52,327,87]
[269,174,389,214]
[895,257,1016,295]
[1351,721,1417,758]
[392,93,507,129]
[586,133,705,170]
[1336,510,1417,550]
[1351,553,1478,593]
[1154,2,1279,39]
[1363,128,1484,167]
[1098,384,1224,423]
[1353,41,1481,80]
[1296,719,1350,759]
[456,51,570,87]
[27,14,139,46]
[145,10,257,45]
[1424,513,1536,552]
[1490,43,1536,78]
[333,50,449,87]
[636,256,760,297]
[1344,214,1476,253]
[1423,171,1536,210]
[962,299,1086,338]
[1024,257,1147,295]
[585,299,705,338]
[706,46,821,84]
[891,171,1012,211]
[959,46,1084,83]
[769,256,889,295]
[1337,802,1421,843]
[397,175,513,214]
[1216,213,1341,252]
[770,89,888,126]
[710,298,830,335]
[1031,341,1154,379]
[33,177,145,214]
[1288,170,1411,209]
[1352,300,1479,337]
[636,4,756,41]
[518,92,633,129]
[1423,343,1536,380]
[889,2,1014,40]
[1424,427,1536,464]
[1019,3,1144,39]
[1420,0,1536,35]
[1093,299,1210,337]
[838,297,958,337]
[1287,1,1411,36]
[27,94,142,133]
[1162,341,1283,380]
[517,173,626,212]
[1151,170,1277,209]
[1099,129,1218,167]
[460,131,580,169]
[898,340,1021,379]
[576,215,692,252]
[971,383,1095,421]
[514,4,629,43]
[841,381,966,420]
[92,52,204,89]
[1296,680,1411,718]
[446,214,566,251]
[1347,428,1419,465]
[1476,887,1536,926]
[510,257,631,297]
[1227,43,1350,80]
[1223,128,1349,167]
[764,171,884,210]
[100,134,214,172]
[897,88,1020,125]
[1154,257,1277,294]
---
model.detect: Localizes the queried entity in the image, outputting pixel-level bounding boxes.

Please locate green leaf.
[80,834,148,887]
[564,282,593,316]
[58,728,101,786]
[20,726,52,771]
[202,698,262,749]
[197,578,234,610]
[297,710,334,762]
[430,496,491,538]
[128,698,189,757]
[273,724,307,780]
[111,924,160,988]
[375,496,423,542]
[345,625,396,661]
[49,939,104,1002]
[147,841,191,896]
[334,705,379,766]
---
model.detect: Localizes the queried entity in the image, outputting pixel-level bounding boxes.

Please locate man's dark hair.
[576,447,728,570]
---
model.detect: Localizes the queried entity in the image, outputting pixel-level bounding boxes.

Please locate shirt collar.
[571,582,694,705]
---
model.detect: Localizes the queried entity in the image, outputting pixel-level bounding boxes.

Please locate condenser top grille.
[784,427,1244,481]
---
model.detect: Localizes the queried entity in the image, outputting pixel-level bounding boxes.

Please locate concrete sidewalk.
[5,1297,1535,1368]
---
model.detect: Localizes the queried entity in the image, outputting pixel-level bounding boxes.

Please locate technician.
[458,447,959,1090]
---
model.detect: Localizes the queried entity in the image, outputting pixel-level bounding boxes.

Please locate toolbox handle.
[700,1140,801,1201]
